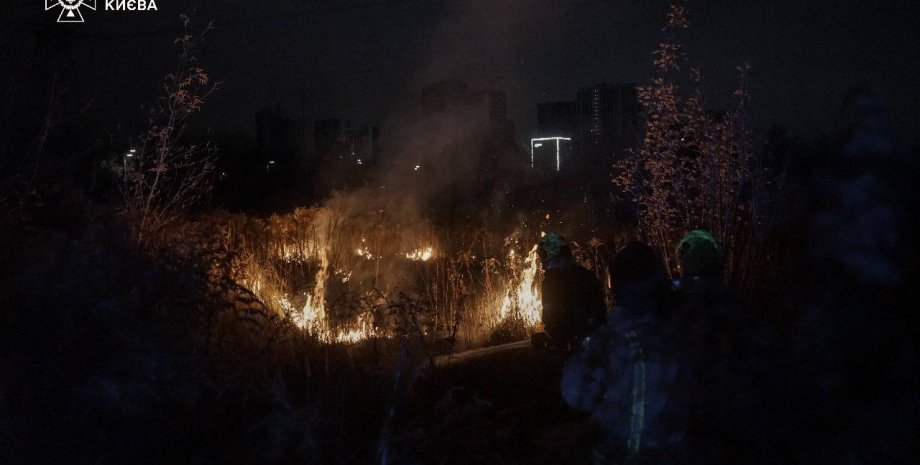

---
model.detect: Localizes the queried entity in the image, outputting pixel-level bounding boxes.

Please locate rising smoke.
[321,0,562,223]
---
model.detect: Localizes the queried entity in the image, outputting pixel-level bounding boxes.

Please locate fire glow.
[356,238,376,260]
[405,246,434,261]
[240,208,544,345]
[298,236,329,331]
[356,247,376,260]
[499,244,543,325]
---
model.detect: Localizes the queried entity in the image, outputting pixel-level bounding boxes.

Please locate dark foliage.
[0,190,399,465]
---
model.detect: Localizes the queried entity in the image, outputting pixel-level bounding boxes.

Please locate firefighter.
[672,229,724,293]
[537,232,606,351]
[562,242,686,465]
[669,230,757,464]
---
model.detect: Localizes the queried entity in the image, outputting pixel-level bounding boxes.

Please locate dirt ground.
[391,343,600,465]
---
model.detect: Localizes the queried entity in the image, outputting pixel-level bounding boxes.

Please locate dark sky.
[5,0,919,145]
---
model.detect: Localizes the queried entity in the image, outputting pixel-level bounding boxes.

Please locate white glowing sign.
[530,137,571,172]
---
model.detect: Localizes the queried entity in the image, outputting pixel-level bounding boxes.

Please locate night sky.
[5,0,919,146]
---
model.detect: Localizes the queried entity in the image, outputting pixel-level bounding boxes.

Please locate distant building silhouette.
[421,80,511,125]
[313,118,348,159]
[255,107,307,171]
[421,79,469,116]
[420,79,519,177]
[313,119,380,166]
[575,83,641,161]
[344,125,380,166]
[311,119,380,194]
[537,101,577,138]
[467,89,509,124]
[532,85,639,174]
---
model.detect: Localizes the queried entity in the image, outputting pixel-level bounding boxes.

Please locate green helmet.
[539,232,569,262]
[677,229,723,277]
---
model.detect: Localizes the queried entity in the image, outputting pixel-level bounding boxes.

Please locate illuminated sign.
[530,137,572,172]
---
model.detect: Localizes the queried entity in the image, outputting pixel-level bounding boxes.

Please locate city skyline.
[4,0,918,148]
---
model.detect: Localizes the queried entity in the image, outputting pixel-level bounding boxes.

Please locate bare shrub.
[614,1,775,287]
[124,16,219,244]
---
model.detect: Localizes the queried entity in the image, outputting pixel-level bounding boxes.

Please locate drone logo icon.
[45,0,96,23]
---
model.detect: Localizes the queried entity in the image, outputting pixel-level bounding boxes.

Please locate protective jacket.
[562,303,686,464]
[541,259,606,347]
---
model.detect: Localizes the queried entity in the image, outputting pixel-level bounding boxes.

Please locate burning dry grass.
[145,203,616,355]
[498,244,542,326]
[202,206,551,349]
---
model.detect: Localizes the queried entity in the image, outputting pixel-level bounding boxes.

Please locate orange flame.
[405,246,434,261]
[499,244,543,325]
